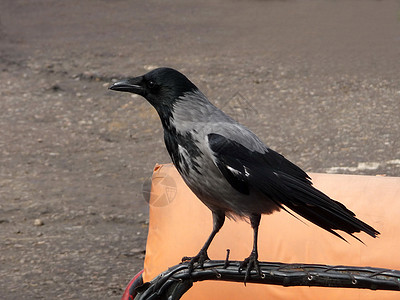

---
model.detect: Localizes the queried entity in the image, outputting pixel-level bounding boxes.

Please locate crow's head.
[109,67,197,109]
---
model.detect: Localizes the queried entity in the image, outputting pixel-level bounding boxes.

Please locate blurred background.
[1,0,399,298]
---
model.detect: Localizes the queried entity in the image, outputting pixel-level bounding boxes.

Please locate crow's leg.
[239,213,262,284]
[182,211,225,272]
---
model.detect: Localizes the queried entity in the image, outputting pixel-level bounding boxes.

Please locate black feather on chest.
[163,127,202,175]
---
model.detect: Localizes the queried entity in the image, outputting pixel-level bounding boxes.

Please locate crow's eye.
[148,80,156,89]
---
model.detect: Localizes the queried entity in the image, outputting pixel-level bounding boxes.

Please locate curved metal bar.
[135,260,400,299]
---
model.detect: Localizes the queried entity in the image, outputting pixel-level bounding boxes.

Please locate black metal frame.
[134,260,400,299]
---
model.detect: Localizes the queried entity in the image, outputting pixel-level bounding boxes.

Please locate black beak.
[109,76,145,96]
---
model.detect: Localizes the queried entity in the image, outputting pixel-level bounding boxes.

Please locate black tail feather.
[270,172,380,240]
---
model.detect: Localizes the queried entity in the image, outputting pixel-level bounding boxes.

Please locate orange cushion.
[143,163,400,299]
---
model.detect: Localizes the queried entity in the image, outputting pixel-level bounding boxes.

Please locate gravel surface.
[1,0,399,299]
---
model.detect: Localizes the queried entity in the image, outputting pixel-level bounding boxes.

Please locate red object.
[122,164,400,299]
[121,269,144,300]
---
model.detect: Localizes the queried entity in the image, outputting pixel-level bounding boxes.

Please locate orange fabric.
[143,163,400,299]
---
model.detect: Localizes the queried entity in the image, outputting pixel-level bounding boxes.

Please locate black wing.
[208,133,379,241]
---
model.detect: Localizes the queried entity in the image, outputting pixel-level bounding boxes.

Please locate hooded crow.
[109,67,379,281]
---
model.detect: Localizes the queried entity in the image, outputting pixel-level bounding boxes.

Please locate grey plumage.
[170,89,277,217]
[109,67,379,280]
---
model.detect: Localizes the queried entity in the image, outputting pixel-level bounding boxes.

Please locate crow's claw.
[182,249,210,273]
[239,251,261,284]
